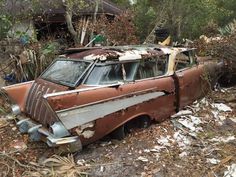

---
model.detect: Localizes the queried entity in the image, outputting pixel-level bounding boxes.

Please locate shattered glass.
[41,59,90,87]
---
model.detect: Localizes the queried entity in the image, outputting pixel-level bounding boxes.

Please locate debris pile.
[192,27,236,84]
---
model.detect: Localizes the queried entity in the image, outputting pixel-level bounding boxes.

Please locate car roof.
[62,45,194,61]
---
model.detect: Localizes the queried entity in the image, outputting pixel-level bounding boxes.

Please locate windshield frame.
[40,58,94,88]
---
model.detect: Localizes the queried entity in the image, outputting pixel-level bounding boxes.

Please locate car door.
[129,57,176,121]
[175,50,202,109]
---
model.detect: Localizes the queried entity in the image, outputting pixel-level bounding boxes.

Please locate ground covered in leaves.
[0,86,235,177]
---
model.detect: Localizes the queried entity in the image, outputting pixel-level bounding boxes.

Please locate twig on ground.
[0,161,10,177]
[0,152,38,171]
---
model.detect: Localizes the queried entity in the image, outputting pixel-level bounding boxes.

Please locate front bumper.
[16,117,82,150]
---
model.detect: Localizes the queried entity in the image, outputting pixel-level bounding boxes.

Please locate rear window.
[41,59,90,87]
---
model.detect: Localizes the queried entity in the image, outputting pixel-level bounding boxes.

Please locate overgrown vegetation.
[0,0,235,84]
[91,11,138,45]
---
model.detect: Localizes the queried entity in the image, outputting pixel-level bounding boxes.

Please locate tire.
[138,116,151,128]
[111,124,126,140]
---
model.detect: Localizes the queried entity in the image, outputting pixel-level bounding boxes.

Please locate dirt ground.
[0,86,235,177]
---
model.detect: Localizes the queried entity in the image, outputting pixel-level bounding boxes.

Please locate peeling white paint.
[119,50,148,61]
[82,130,95,139]
[83,54,108,61]
[75,121,95,138]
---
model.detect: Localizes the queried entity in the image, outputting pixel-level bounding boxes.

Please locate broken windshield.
[41,59,91,87]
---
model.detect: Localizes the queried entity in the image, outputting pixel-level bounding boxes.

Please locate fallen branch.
[0,161,10,177]
[0,152,38,171]
[0,122,9,129]
[210,155,234,172]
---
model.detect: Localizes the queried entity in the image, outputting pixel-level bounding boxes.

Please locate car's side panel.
[176,65,204,109]
[45,76,176,144]
[57,91,165,129]
[80,92,176,145]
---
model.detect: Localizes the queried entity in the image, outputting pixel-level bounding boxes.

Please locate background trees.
[113,0,236,42]
[0,0,236,43]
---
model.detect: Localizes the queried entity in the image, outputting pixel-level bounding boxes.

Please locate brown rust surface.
[25,79,69,126]
[3,81,34,111]
[67,47,165,61]
[46,76,176,144]
[78,93,176,145]
[47,76,175,111]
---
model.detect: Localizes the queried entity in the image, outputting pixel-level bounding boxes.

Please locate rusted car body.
[2,45,222,151]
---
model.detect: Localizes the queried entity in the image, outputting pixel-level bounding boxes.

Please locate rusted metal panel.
[2,81,34,111]
[46,76,175,112]
[74,88,176,145]
[66,46,166,62]
[25,79,68,126]
[45,75,176,144]
[176,65,204,108]
[57,91,165,129]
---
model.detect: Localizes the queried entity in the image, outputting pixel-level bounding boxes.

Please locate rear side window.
[135,56,167,80]
[175,50,197,71]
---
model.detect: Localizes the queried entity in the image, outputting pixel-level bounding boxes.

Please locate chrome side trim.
[57,91,165,129]
[43,83,122,98]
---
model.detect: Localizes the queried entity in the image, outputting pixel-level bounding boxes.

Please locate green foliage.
[132,0,236,41]
[216,0,236,26]
[0,107,6,114]
[0,0,235,44]
[133,0,157,42]
[42,42,59,55]
[218,20,236,35]
[109,0,131,8]
[0,15,12,39]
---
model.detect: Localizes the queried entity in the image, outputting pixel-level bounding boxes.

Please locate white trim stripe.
[57,91,165,129]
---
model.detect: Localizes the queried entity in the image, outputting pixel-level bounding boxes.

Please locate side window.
[123,62,139,81]
[85,64,123,85]
[175,51,196,71]
[189,50,198,65]
[135,57,167,80]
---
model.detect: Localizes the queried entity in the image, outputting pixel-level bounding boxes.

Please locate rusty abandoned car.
[1,45,222,151]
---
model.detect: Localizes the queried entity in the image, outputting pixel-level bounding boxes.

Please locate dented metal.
[1,44,222,150]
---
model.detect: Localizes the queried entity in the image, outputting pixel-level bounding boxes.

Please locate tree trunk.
[89,0,100,46]
[64,1,79,45]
